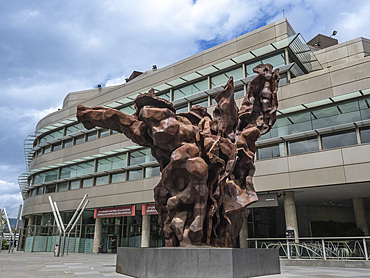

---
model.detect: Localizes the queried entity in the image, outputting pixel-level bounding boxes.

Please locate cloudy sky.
[1,0,370,218]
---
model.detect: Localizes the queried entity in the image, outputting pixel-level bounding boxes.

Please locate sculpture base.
[116,247,280,278]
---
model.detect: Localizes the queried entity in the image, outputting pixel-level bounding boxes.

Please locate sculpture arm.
[76,105,150,147]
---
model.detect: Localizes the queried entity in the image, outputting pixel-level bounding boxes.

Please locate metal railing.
[247,237,370,260]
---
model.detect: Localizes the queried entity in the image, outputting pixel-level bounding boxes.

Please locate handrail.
[248,236,369,261]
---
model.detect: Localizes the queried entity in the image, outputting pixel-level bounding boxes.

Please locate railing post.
[363,238,369,261]
[255,240,258,249]
[322,239,327,260]
[287,239,291,259]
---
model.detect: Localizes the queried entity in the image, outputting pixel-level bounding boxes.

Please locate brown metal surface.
[77,63,280,247]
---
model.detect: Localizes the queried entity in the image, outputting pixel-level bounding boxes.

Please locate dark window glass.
[31,189,36,196]
[58,182,68,192]
[99,129,110,138]
[75,135,85,145]
[43,145,51,154]
[86,131,97,141]
[176,105,188,113]
[257,145,281,160]
[288,138,319,155]
[46,185,56,193]
[322,131,357,150]
[63,139,73,148]
[37,187,44,195]
[360,128,370,144]
[128,169,143,181]
[52,142,62,151]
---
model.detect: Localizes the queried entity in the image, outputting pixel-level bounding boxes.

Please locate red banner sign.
[94,206,135,218]
[142,204,158,215]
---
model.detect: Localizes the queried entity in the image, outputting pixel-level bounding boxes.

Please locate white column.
[141,215,150,247]
[93,218,102,253]
[353,197,369,236]
[284,191,299,240]
[239,217,249,248]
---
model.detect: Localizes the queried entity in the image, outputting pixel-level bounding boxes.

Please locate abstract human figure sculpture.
[77,63,280,247]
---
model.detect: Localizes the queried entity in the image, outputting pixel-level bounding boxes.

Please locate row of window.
[257,127,370,160]
[32,148,155,185]
[34,52,287,149]
[261,95,370,140]
[29,166,161,197]
[34,127,113,158]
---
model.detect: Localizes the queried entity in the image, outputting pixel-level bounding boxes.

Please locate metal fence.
[247,237,369,260]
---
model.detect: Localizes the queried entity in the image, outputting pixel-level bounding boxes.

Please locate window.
[66,123,84,135]
[86,131,97,141]
[234,87,245,99]
[82,178,94,188]
[360,127,370,144]
[37,187,44,195]
[99,129,110,138]
[322,130,357,150]
[63,138,73,148]
[31,189,36,197]
[288,138,319,155]
[36,149,42,157]
[52,142,62,151]
[97,154,127,172]
[96,175,109,186]
[246,53,285,77]
[119,104,135,115]
[257,144,283,160]
[74,135,85,145]
[173,79,208,100]
[157,92,171,101]
[43,145,51,154]
[46,185,56,193]
[70,180,81,190]
[211,67,243,88]
[76,161,95,176]
[191,98,209,108]
[128,169,143,181]
[145,166,160,178]
[58,182,68,192]
[33,169,58,185]
[111,172,126,183]
[129,149,154,166]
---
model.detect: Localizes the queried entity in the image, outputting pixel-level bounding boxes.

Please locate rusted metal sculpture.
[77,63,280,247]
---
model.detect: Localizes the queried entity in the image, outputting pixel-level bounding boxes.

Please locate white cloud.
[0,181,23,218]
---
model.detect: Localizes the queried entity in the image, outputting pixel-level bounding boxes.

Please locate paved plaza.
[0,251,369,277]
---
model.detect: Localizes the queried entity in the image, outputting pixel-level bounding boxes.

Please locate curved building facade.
[18,19,370,253]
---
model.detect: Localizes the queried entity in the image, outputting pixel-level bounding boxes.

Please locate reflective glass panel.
[60,165,77,179]
[44,145,51,154]
[130,149,154,165]
[128,169,143,181]
[58,182,68,192]
[96,175,109,186]
[191,98,209,108]
[66,123,84,135]
[37,186,44,195]
[360,128,370,144]
[86,131,97,141]
[119,104,135,115]
[63,139,73,148]
[111,172,126,183]
[82,178,94,188]
[173,79,208,100]
[74,135,85,145]
[70,180,80,190]
[322,131,357,150]
[76,161,95,176]
[257,144,281,160]
[288,138,319,155]
[99,129,110,138]
[145,166,161,178]
[46,185,56,193]
[176,105,188,113]
[52,142,62,151]
[211,67,243,88]
[234,87,245,99]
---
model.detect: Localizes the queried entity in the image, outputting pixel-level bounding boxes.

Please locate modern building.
[18,18,370,253]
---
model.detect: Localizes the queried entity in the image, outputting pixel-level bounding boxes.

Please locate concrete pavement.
[0,251,370,277]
